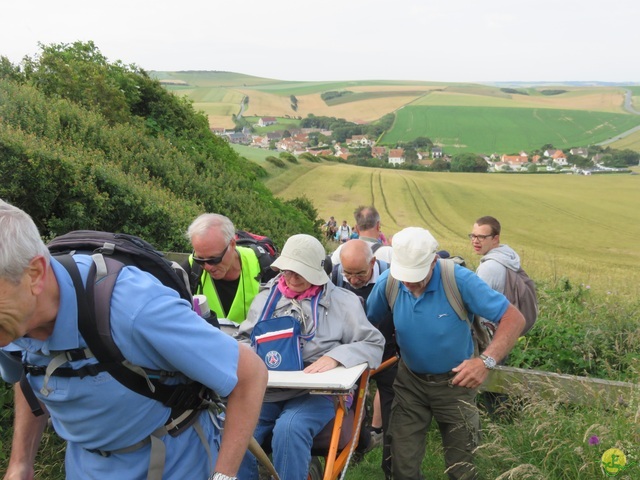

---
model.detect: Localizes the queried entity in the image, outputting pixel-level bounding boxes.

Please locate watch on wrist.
[209,473,238,480]
[479,354,497,370]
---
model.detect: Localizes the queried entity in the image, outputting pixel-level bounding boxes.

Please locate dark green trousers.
[389,360,480,480]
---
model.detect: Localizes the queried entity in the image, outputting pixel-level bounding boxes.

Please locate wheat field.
[266,163,640,297]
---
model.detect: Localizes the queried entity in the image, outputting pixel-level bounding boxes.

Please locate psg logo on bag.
[265,350,282,369]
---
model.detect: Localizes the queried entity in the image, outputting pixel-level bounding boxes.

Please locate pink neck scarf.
[277,275,323,300]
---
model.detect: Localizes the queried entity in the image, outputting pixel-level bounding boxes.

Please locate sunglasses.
[192,244,229,266]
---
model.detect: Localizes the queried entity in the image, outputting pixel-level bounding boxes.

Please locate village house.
[251,136,270,149]
[500,154,530,170]
[371,146,387,159]
[431,146,443,158]
[570,147,589,158]
[346,135,374,148]
[388,148,405,165]
[334,144,350,157]
[258,116,277,127]
[225,130,250,144]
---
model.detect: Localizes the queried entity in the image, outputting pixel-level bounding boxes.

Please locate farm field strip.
[383,105,640,153]
[412,89,626,113]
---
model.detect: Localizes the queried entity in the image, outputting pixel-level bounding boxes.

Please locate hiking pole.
[208,397,281,480]
[248,437,281,480]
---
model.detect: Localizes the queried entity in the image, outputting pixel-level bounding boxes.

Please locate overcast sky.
[3,0,638,83]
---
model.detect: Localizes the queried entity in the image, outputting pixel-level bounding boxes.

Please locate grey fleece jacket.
[476,244,521,294]
[237,278,384,402]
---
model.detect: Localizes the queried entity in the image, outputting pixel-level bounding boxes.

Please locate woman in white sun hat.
[237,233,384,480]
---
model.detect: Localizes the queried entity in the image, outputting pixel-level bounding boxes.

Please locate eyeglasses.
[468,234,494,241]
[281,270,302,279]
[192,244,229,266]
[343,270,370,279]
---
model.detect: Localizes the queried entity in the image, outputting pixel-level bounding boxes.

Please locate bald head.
[339,240,375,289]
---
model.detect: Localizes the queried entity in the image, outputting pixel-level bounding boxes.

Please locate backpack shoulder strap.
[331,264,344,287]
[377,259,389,274]
[56,254,195,407]
[186,257,205,295]
[371,242,383,254]
[439,259,468,322]
[385,274,400,310]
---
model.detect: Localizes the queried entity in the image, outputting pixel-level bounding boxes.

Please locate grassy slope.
[260,161,640,296]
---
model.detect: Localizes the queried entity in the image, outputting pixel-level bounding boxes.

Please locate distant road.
[596,89,640,146]
[622,89,640,115]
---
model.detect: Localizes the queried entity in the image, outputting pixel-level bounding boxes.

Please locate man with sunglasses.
[184,214,276,325]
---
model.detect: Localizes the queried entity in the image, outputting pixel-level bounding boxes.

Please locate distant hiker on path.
[331,206,393,265]
[337,220,352,243]
[324,216,338,241]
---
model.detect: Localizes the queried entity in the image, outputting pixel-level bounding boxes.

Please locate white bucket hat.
[271,234,329,285]
[390,227,439,283]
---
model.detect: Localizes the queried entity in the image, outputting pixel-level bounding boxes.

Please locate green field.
[262,162,640,297]
[382,105,640,153]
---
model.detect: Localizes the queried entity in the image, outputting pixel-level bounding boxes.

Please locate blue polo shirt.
[1,256,239,479]
[366,261,509,374]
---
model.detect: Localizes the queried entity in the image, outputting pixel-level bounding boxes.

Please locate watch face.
[484,356,496,369]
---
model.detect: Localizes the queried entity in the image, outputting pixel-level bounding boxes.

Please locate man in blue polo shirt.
[367,227,525,480]
[0,199,267,480]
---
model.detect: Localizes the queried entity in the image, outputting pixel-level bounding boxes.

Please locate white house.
[388,148,405,165]
[258,116,277,127]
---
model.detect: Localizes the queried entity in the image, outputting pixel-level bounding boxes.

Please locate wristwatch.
[479,354,497,370]
[209,473,238,480]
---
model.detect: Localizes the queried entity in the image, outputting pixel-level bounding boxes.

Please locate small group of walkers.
[0,198,526,480]
[324,217,356,243]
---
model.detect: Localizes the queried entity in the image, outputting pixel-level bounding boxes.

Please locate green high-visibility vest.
[189,246,262,324]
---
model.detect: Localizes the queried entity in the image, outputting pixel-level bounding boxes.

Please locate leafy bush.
[541,89,567,96]
[320,90,352,102]
[500,87,529,96]
[266,156,286,168]
[0,42,322,249]
[279,151,299,164]
[299,152,322,163]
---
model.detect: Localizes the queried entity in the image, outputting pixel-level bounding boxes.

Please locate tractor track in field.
[368,171,375,205]
[402,175,460,238]
[377,171,398,225]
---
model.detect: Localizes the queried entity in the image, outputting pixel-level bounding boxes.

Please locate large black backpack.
[22,231,209,417]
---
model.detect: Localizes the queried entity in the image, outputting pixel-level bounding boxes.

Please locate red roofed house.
[388,148,405,165]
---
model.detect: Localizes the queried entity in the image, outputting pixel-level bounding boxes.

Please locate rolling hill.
[155,71,640,153]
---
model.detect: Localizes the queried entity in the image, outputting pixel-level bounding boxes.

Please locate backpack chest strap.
[38,348,94,396]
